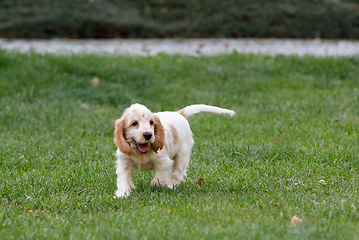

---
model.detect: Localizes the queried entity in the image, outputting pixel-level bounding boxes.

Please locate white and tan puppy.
[114,103,235,197]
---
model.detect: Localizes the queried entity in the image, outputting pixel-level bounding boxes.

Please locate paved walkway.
[1,39,359,57]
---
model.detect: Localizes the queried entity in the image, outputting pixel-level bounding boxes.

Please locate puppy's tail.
[178,104,235,118]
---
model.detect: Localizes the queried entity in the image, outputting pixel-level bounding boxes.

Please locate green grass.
[0,50,358,239]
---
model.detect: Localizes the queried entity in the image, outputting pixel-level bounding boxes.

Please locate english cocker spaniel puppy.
[114,103,235,197]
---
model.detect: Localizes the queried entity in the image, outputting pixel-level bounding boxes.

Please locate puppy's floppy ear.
[151,115,165,153]
[114,118,132,156]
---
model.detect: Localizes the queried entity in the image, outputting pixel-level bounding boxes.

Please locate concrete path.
[1,39,359,57]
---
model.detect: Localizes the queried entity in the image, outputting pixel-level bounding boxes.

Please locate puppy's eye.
[150,120,154,125]
[131,121,138,126]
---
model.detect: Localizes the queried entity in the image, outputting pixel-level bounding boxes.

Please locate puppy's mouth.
[133,140,149,154]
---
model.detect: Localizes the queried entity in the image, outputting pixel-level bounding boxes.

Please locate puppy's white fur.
[114,103,235,197]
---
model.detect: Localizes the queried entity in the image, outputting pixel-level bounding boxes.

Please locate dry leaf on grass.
[198,178,204,184]
[260,199,266,205]
[28,209,40,215]
[274,203,280,207]
[290,215,302,227]
[92,76,100,85]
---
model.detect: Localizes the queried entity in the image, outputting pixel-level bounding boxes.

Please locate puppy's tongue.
[138,143,149,152]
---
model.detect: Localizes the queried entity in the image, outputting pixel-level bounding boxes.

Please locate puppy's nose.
[143,133,152,140]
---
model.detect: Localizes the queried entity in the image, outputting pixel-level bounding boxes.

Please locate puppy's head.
[114,104,165,156]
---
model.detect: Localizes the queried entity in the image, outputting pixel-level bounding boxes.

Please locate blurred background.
[1,0,359,39]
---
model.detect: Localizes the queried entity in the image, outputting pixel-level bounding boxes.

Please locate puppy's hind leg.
[171,144,192,185]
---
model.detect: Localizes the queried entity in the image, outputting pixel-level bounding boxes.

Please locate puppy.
[114,103,235,197]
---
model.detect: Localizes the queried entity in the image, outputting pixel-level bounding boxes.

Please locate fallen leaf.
[92,76,100,85]
[27,210,34,215]
[274,203,280,207]
[269,117,275,122]
[161,7,168,14]
[198,178,204,184]
[290,215,302,227]
[196,49,201,54]
[199,44,204,49]
[260,199,266,205]
[331,71,337,76]
[168,209,172,215]
[273,138,277,143]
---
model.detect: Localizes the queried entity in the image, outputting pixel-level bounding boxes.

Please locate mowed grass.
[0,50,358,239]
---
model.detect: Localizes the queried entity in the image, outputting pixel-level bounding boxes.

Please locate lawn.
[0,50,358,239]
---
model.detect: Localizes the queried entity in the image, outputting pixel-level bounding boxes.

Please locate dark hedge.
[1,0,359,39]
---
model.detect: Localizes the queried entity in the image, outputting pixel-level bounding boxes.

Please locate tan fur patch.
[169,124,179,145]
[178,109,187,118]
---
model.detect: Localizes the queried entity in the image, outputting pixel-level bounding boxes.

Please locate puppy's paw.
[151,178,171,187]
[114,189,131,198]
[171,170,186,185]
[151,178,160,186]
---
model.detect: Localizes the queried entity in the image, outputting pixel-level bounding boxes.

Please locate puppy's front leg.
[151,157,173,187]
[115,156,134,198]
